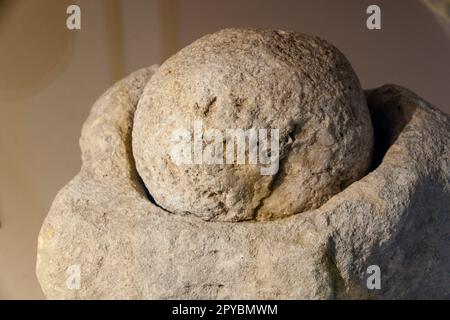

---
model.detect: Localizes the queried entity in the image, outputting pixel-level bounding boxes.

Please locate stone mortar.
[36,30,450,299]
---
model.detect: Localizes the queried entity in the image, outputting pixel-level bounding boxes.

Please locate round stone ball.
[132,28,373,222]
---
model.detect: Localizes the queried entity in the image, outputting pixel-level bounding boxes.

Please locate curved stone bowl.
[36,66,450,299]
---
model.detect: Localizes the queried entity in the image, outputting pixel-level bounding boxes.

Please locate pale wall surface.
[0,0,448,299]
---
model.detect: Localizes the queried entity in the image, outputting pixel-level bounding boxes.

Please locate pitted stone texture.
[36,64,450,299]
[132,29,374,222]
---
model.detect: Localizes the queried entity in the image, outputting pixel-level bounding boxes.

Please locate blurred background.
[0,0,449,299]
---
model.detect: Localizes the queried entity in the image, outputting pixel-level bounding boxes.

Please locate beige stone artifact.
[37,29,450,299]
[133,29,373,222]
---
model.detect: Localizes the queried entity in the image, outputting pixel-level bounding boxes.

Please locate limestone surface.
[133,29,374,222]
[36,31,450,300]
